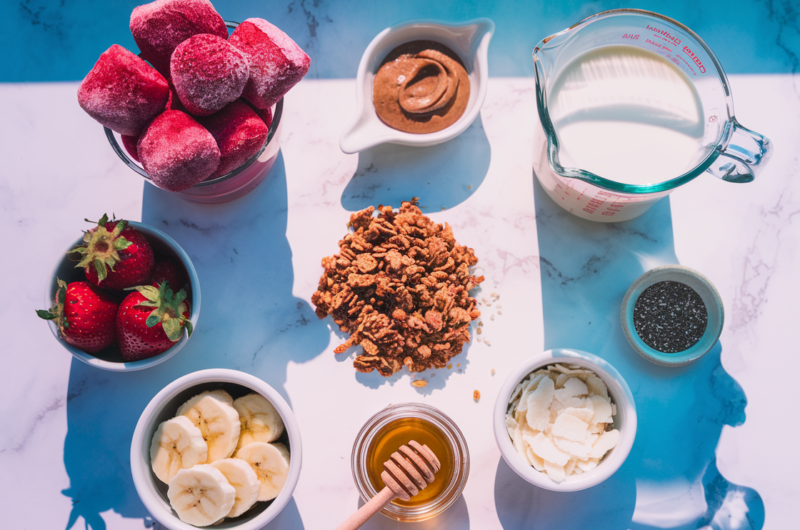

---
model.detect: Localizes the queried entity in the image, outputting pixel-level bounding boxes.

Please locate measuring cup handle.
[707,120,773,183]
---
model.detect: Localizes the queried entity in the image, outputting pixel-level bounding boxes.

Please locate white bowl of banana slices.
[131,369,301,529]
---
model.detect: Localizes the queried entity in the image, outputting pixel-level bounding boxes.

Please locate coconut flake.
[585,374,609,400]
[527,432,570,466]
[551,413,589,441]
[555,377,589,403]
[590,429,620,459]
[525,377,555,431]
[544,459,566,483]
[589,394,613,424]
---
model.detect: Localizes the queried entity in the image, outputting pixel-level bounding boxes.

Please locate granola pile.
[311,200,484,376]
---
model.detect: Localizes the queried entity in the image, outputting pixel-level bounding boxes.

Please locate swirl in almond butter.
[373,41,470,134]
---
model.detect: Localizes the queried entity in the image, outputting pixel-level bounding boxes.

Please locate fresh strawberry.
[37,278,118,354]
[74,214,155,290]
[117,282,193,361]
[151,259,188,291]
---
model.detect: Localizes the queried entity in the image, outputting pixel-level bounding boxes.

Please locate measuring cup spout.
[707,120,773,184]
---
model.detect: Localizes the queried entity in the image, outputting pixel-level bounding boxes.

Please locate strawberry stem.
[73,214,132,283]
[36,278,68,330]
[132,282,192,342]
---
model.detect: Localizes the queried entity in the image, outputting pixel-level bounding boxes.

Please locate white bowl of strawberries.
[78,0,310,204]
[130,369,301,529]
[38,214,200,371]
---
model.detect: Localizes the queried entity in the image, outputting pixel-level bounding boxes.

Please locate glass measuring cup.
[532,9,772,222]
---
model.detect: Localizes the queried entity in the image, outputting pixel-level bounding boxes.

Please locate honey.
[365,417,454,507]
[351,403,469,522]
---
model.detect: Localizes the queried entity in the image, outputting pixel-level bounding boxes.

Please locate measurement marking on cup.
[682,45,706,73]
[646,25,681,46]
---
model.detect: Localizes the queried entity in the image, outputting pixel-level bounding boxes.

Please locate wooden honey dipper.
[336,440,441,530]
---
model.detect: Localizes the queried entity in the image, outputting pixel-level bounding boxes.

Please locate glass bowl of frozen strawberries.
[38,215,200,371]
[78,0,311,204]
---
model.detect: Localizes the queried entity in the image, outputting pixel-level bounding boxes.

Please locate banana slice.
[168,464,236,527]
[176,390,234,413]
[150,416,208,484]
[234,442,290,501]
[233,393,285,449]
[177,390,241,462]
[210,458,261,518]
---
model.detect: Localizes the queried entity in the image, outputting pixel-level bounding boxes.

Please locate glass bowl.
[104,21,283,204]
[351,403,469,522]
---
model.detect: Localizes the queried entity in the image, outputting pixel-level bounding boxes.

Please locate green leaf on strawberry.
[131,282,193,341]
[36,309,57,319]
[73,215,133,283]
[36,278,68,328]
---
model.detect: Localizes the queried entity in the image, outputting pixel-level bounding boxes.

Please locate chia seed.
[633,281,708,353]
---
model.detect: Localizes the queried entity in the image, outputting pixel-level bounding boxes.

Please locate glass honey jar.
[351,403,469,522]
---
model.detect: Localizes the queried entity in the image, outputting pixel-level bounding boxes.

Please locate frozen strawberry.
[75,214,156,290]
[117,282,192,361]
[229,18,310,109]
[122,134,141,162]
[165,81,186,112]
[130,0,228,76]
[37,279,119,354]
[171,34,249,116]
[246,100,273,129]
[199,100,268,177]
[78,44,169,136]
[152,259,188,291]
[137,110,221,191]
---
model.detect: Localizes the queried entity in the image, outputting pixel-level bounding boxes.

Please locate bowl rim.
[44,220,201,372]
[620,264,724,366]
[130,369,302,530]
[493,348,637,492]
[339,17,495,153]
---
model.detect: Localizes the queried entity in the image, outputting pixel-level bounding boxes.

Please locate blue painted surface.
[3,0,798,82]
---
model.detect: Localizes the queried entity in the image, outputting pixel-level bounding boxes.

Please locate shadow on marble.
[61,153,326,529]
[62,361,154,530]
[355,493,469,529]
[352,339,472,393]
[355,366,404,389]
[489,175,765,528]
[261,497,304,530]
[412,348,471,395]
[340,116,491,212]
[494,456,636,527]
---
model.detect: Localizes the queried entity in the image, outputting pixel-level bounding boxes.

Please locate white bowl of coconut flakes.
[493,349,637,492]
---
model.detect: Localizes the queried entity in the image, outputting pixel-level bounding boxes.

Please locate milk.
[548,45,704,186]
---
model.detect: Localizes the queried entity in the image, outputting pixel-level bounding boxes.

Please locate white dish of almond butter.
[504,363,620,483]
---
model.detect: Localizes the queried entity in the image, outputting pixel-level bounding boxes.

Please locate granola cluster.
[312,201,484,376]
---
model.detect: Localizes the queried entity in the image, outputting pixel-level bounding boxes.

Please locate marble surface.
[2,2,800,530]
